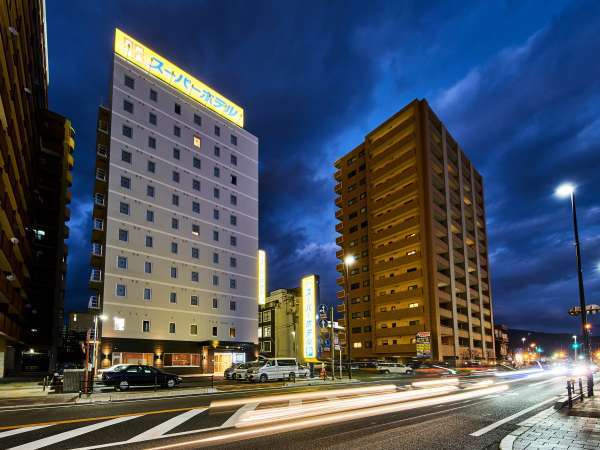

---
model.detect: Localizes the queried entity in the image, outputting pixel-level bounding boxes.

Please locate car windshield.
[108,364,129,372]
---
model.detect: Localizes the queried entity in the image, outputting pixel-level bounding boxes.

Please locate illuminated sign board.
[257,250,266,305]
[114,29,244,127]
[301,275,318,361]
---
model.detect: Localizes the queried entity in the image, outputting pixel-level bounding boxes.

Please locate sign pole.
[330,306,335,380]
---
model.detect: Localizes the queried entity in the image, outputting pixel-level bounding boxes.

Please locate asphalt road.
[0,371,569,449]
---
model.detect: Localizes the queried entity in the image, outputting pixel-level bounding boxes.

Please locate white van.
[246,358,299,382]
[376,362,413,375]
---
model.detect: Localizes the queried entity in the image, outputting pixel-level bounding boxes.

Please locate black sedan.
[101,364,182,390]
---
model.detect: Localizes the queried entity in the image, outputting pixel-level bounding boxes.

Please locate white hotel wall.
[102,55,258,344]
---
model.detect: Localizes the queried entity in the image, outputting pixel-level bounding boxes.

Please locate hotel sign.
[114,29,244,127]
[301,275,318,361]
[257,250,266,305]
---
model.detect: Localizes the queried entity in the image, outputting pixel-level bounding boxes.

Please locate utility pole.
[330,306,335,381]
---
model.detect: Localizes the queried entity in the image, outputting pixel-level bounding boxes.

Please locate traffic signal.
[572,342,580,349]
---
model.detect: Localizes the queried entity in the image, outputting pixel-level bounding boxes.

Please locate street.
[0,370,569,449]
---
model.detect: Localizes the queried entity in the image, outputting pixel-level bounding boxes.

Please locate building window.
[122,125,133,138]
[173,148,180,160]
[117,256,127,269]
[214,188,220,199]
[114,317,125,331]
[230,175,237,186]
[213,209,220,220]
[213,252,219,264]
[192,179,200,191]
[212,298,218,308]
[116,284,127,297]
[146,185,155,198]
[214,125,220,136]
[147,160,155,173]
[212,326,218,337]
[123,99,133,113]
[148,112,157,125]
[230,236,237,247]
[191,247,199,259]
[148,136,156,149]
[212,275,219,286]
[213,231,219,241]
[190,295,199,306]
[121,150,132,163]
[171,217,179,230]
[190,324,198,335]
[229,328,236,338]
[230,300,236,311]
[118,229,128,242]
[263,326,271,337]
[262,341,271,352]
[174,125,181,137]
[170,267,178,279]
[194,114,202,126]
[230,257,237,268]
[230,135,237,146]
[192,224,200,236]
[145,235,153,247]
[144,261,152,274]
[214,146,220,157]
[230,154,237,166]
[120,176,131,189]
[230,194,237,205]
[193,157,201,169]
[353,342,363,349]
[168,292,178,304]
[150,89,157,101]
[124,75,134,89]
[146,210,154,222]
[191,271,199,282]
[193,202,200,213]
[230,279,237,289]
[193,135,201,148]
[169,322,176,334]
[171,243,178,254]
[143,288,152,301]
[172,194,179,206]
[93,218,104,230]
[230,215,237,226]
[172,171,180,183]
[214,167,220,178]
[143,321,150,333]
[174,103,181,115]
[119,202,130,215]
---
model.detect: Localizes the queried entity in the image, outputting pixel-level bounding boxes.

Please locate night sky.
[46,1,600,334]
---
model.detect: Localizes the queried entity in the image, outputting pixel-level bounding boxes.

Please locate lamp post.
[573,335,578,361]
[556,183,593,395]
[91,314,108,379]
[343,254,355,379]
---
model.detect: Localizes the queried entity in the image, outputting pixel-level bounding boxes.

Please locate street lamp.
[92,314,109,378]
[573,335,578,361]
[556,182,593,395]
[343,254,355,379]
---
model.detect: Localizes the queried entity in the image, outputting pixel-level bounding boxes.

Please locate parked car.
[224,363,242,380]
[101,364,182,390]
[376,362,414,375]
[233,362,261,381]
[246,358,299,382]
[297,365,310,378]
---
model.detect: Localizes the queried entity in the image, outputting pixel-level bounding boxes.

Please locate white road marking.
[128,408,207,442]
[469,397,557,437]
[0,424,53,439]
[8,415,141,450]
[220,402,258,429]
[529,377,564,387]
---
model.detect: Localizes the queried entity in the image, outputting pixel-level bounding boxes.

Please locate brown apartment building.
[334,99,495,365]
[0,0,74,375]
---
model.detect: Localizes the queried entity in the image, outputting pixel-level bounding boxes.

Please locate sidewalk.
[501,393,600,449]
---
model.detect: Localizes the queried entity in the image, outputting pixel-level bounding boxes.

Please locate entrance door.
[214,353,233,374]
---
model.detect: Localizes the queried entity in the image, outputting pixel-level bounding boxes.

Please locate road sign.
[318,305,328,319]
[319,319,328,329]
[416,331,432,358]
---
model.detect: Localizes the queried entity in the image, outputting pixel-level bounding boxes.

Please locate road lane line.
[469,397,557,437]
[7,415,141,450]
[128,408,207,442]
[220,403,258,428]
[0,425,53,439]
[529,377,565,387]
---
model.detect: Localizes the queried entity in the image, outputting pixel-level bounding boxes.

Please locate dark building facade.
[0,0,74,375]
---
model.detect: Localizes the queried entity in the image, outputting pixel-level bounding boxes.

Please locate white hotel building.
[89,30,259,374]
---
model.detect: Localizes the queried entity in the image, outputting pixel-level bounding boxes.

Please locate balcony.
[374,270,422,289]
[334,182,342,194]
[375,306,424,321]
[440,345,456,357]
[372,184,418,214]
[437,289,451,303]
[373,217,419,242]
[335,196,343,208]
[335,222,343,233]
[375,343,417,355]
[64,206,71,221]
[439,307,453,319]
[437,272,450,287]
[97,145,108,158]
[373,234,420,258]
[66,171,73,186]
[440,325,454,336]
[336,276,344,286]
[337,304,346,313]
[336,290,346,299]
[335,209,343,220]
[335,236,344,246]
[375,324,425,338]
[371,145,416,180]
[371,200,419,228]
[434,237,449,254]
[335,170,342,181]
[374,252,420,272]
[371,165,418,199]
[374,288,423,305]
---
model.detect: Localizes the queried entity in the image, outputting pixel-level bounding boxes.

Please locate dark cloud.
[46,1,600,334]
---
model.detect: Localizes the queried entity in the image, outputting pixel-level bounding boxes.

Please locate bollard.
[567,380,573,408]
[579,378,584,401]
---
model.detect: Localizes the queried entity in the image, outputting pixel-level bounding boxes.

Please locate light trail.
[411,378,459,388]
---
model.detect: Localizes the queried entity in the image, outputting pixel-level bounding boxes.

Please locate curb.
[499,426,528,450]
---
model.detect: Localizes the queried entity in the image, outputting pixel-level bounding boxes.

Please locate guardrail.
[567,378,585,408]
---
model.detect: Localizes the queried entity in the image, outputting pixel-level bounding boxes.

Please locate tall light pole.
[556,183,593,396]
[91,314,108,379]
[343,254,355,379]
[573,335,578,361]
